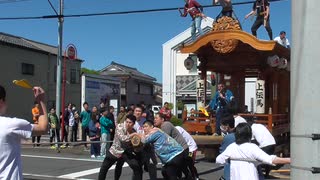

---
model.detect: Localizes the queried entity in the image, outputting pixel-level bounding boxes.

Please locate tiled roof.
[100,61,156,82]
[0,32,84,61]
[0,32,40,50]
[0,32,57,54]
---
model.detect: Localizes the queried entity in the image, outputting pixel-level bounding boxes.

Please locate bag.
[51,123,56,129]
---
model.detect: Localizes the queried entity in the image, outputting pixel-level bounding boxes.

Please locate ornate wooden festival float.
[180,16,290,160]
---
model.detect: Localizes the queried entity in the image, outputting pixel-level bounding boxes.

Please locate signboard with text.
[196,79,205,109]
[255,80,265,114]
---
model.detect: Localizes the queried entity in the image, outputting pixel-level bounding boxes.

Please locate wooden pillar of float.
[272,71,279,114]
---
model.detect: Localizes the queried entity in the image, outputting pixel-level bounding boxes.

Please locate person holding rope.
[180,0,206,41]
[245,0,273,40]
[154,113,192,179]
[0,85,48,179]
[132,120,185,180]
[98,114,143,180]
[216,123,290,180]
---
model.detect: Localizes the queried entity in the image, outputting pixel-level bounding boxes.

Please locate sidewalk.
[21,135,92,155]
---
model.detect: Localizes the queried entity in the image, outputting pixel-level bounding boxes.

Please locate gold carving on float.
[211,16,241,53]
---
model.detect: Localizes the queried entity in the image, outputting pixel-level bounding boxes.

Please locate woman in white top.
[216,123,290,180]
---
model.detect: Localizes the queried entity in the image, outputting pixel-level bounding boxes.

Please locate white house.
[162,18,215,115]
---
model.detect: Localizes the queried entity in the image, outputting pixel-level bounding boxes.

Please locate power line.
[0,0,287,21]
[0,0,31,4]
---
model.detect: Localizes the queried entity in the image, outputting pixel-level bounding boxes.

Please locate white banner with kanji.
[256,80,265,114]
[196,79,205,109]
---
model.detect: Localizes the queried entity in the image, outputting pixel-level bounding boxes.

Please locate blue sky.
[0,0,291,82]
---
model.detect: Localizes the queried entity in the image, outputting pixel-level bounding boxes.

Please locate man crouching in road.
[132,120,185,180]
[98,114,142,180]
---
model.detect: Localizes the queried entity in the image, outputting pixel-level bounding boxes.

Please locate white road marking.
[58,164,129,178]
[23,173,94,180]
[58,168,101,178]
[22,154,102,162]
[22,154,131,178]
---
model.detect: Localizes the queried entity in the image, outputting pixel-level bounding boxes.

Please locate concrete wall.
[126,78,155,106]
[0,44,81,120]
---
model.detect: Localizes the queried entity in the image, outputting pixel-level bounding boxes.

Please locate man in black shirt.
[245,0,273,40]
[106,106,115,141]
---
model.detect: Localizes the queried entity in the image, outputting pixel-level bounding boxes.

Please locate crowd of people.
[43,101,156,158]
[0,84,291,180]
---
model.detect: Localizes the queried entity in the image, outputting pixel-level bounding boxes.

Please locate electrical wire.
[0,0,31,4]
[0,0,287,21]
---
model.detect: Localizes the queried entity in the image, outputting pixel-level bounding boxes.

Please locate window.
[21,63,34,75]
[139,84,152,95]
[134,83,139,93]
[70,69,76,84]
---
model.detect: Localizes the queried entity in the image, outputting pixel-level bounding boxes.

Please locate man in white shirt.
[274,31,290,49]
[251,121,276,178]
[0,85,48,179]
[175,126,199,180]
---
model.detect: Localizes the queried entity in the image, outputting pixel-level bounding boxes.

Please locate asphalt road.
[21,144,290,180]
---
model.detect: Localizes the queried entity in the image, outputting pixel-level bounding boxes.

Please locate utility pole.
[56,0,64,132]
[291,0,320,179]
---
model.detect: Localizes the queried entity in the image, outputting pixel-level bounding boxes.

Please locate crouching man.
[133,120,185,180]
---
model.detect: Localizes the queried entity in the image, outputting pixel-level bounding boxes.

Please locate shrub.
[170,115,183,126]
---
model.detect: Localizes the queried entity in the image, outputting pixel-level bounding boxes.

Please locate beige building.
[0,32,82,120]
[100,61,160,106]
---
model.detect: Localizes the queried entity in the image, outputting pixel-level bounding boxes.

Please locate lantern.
[184,55,194,70]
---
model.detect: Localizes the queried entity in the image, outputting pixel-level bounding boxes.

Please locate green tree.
[81,68,100,75]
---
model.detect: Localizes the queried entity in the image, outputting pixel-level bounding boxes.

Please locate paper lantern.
[278,58,288,69]
[267,55,280,67]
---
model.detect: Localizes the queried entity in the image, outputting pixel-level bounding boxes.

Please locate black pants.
[32,136,41,146]
[63,125,69,143]
[49,128,60,146]
[176,148,191,179]
[162,152,185,180]
[98,150,142,180]
[82,126,89,147]
[188,151,199,179]
[251,16,273,40]
[258,145,276,177]
[141,145,157,180]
